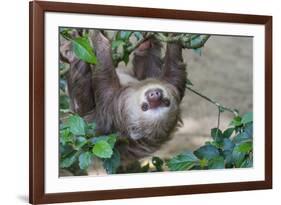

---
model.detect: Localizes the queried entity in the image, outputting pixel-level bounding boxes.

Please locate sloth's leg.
[132,38,163,80]
[60,30,95,116]
[161,42,187,100]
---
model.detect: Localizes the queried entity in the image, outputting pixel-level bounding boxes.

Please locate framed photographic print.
[29,1,272,204]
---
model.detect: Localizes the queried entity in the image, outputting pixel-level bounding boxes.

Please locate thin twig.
[217,108,221,129]
[186,86,239,117]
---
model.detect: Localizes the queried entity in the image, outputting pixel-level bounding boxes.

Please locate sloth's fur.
[98,77,182,161]
[60,30,187,163]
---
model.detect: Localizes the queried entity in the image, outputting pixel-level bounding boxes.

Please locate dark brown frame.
[29,1,272,204]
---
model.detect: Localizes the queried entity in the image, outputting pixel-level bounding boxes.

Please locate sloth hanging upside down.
[60,30,187,164]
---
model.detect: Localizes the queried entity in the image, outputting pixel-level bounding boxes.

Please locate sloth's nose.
[147,88,163,102]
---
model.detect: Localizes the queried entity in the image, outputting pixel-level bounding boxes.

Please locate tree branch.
[111,33,210,67]
[153,33,210,49]
[112,32,154,66]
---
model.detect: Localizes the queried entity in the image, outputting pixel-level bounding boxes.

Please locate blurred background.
[153,35,253,159]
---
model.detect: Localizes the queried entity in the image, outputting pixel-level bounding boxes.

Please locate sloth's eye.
[163,98,170,107]
[141,103,149,111]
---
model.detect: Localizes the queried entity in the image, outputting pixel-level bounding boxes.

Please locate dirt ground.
[153,35,253,159]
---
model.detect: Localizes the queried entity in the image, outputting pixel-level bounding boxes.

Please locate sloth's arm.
[87,31,123,133]
[89,31,121,103]
[161,42,187,100]
[132,38,163,80]
[60,33,95,116]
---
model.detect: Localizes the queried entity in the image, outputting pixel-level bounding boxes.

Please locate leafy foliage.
[59,28,253,175]
[165,112,253,171]
[59,114,120,175]
[111,31,135,65]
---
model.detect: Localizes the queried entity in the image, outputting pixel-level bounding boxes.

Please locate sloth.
[60,30,187,163]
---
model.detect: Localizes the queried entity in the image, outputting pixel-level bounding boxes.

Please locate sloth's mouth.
[141,98,170,111]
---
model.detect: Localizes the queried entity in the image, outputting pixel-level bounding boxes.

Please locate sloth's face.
[134,81,180,117]
[125,79,181,140]
[126,79,179,123]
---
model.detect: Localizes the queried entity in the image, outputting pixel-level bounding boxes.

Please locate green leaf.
[223,138,235,151]
[60,95,70,109]
[59,143,74,158]
[211,128,223,141]
[134,32,143,40]
[234,141,252,153]
[232,149,246,168]
[60,29,72,40]
[229,116,242,127]
[244,122,253,138]
[67,115,86,136]
[111,40,125,50]
[190,36,202,47]
[141,163,150,172]
[119,31,132,40]
[86,122,97,136]
[89,122,96,130]
[92,140,113,158]
[233,132,252,144]
[223,150,233,168]
[199,158,208,168]
[223,128,235,138]
[59,128,72,145]
[194,145,220,160]
[103,149,121,174]
[152,156,164,171]
[72,37,97,64]
[90,134,117,148]
[78,152,92,170]
[209,141,221,149]
[208,156,225,169]
[240,157,253,168]
[186,78,193,86]
[241,112,253,124]
[60,152,77,168]
[59,78,67,90]
[74,136,87,150]
[107,134,118,148]
[59,27,71,33]
[167,151,199,171]
[90,136,104,144]
[86,121,96,130]
[123,51,130,65]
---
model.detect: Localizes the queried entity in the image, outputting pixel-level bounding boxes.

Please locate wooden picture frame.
[29,1,272,204]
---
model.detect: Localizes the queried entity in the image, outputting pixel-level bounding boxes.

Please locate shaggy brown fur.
[60,30,187,162]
